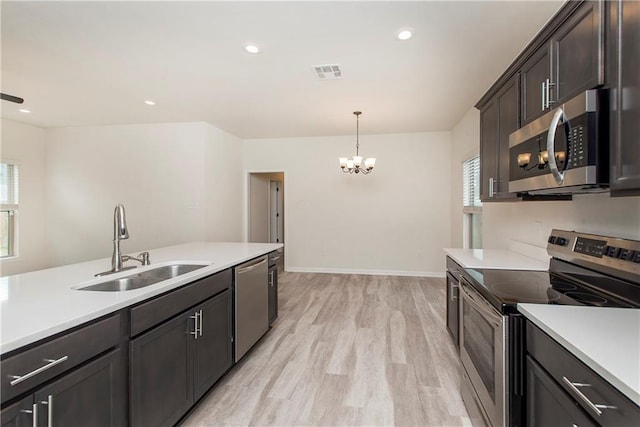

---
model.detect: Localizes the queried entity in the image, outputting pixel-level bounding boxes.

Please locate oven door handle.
[547,107,568,186]
[460,283,502,328]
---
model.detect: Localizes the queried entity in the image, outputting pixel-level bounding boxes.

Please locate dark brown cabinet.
[1,350,125,427]
[607,0,640,195]
[480,74,520,201]
[268,264,278,326]
[130,289,232,427]
[520,1,603,126]
[526,356,596,426]
[1,396,33,427]
[521,47,551,125]
[445,256,462,348]
[551,1,604,104]
[193,290,233,401]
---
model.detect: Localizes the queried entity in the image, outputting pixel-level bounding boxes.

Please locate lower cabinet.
[1,349,125,427]
[526,356,595,426]
[130,289,232,427]
[268,264,278,326]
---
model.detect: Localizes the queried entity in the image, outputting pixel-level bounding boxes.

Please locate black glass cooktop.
[462,259,640,314]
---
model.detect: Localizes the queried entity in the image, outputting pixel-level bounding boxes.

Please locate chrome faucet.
[96,203,150,276]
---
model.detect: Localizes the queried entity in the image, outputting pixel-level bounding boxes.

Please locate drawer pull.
[562,376,617,416]
[9,356,69,386]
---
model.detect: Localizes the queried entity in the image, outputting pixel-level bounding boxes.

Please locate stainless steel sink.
[75,264,207,292]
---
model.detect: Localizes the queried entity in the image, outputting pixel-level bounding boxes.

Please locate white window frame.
[1,162,20,259]
[462,155,482,249]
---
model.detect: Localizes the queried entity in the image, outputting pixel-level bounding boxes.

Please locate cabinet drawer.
[1,314,120,404]
[526,322,640,426]
[130,268,232,337]
[268,251,281,267]
[446,256,463,280]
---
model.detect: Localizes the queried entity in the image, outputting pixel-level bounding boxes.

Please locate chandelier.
[339,111,376,174]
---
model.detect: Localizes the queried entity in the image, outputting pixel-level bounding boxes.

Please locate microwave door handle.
[547,107,566,185]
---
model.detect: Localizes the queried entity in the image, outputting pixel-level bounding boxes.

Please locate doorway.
[248,172,284,271]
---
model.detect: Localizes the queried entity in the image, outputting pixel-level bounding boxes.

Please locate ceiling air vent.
[313,64,342,80]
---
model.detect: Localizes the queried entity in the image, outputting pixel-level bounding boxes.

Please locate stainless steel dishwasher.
[234,255,269,362]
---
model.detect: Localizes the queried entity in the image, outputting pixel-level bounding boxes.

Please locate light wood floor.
[182,272,470,426]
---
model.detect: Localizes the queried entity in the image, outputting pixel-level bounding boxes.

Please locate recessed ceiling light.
[397,30,413,41]
[144,100,156,106]
[18,108,31,113]
[245,44,260,54]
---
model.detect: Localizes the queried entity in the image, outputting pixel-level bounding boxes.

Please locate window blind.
[462,156,481,208]
[0,163,19,205]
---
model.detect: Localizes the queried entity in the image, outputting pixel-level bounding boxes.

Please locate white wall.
[450,107,640,251]
[0,120,49,275]
[44,122,243,268]
[243,132,452,276]
[483,194,640,248]
[450,108,480,247]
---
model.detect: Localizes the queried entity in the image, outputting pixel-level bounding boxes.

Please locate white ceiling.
[1,1,563,139]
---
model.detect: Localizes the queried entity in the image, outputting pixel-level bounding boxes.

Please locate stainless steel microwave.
[508,90,608,195]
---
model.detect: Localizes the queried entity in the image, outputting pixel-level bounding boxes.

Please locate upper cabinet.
[477,0,640,199]
[607,0,640,196]
[480,74,520,201]
[521,1,604,126]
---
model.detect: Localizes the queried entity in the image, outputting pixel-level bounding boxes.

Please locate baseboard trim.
[285,266,445,278]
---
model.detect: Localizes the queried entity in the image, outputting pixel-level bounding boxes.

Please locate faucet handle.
[139,252,150,266]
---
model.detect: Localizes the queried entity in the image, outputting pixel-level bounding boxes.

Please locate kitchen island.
[1,241,282,427]
[1,241,282,354]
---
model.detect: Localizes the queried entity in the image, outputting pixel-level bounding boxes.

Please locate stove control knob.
[556,237,568,246]
[617,248,630,260]
[604,246,621,258]
[548,236,557,244]
[632,251,640,263]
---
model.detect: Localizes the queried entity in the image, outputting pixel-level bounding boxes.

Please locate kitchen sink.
[75,264,208,292]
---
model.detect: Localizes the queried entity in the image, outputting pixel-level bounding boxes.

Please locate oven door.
[460,277,507,427]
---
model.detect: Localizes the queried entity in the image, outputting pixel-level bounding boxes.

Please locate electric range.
[458,229,640,427]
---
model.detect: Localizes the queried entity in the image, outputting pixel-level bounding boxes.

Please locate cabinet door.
[479,101,498,201]
[521,47,551,125]
[551,0,604,104]
[1,396,34,427]
[496,74,520,199]
[34,349,125,427]
[608,0,640,195]
[268,265,278,326]
[445,273,459,347]
[130,312,193,427]
[526,356,596,427]
[193,290,233,401]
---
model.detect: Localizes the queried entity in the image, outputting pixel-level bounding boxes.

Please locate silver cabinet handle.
[489,177,495,198]
[199,310,203,337]
[271,255,281,262]
[269,270,274,286]
[449,282,459,301]
[547,107,567,185]
[190,312,199,340]
[19,403,38,427]
[546,78,555,108]
[562,377,617,416]
[542,80,546,111]
[236,257,267,274]
[39,395,53,427]
[9,356,69,386]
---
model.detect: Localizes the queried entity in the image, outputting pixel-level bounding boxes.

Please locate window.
[463,156,482,249]
[1,163,19,258]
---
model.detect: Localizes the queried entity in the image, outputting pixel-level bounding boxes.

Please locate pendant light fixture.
[339,111,376,174]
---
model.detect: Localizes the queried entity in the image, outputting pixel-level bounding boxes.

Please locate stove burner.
[491,282,562,303]
[564,292,608,305]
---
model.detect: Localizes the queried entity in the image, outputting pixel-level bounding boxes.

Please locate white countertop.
[518,304,640,406]
[0,242,282,355]
[444,248,549,270]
